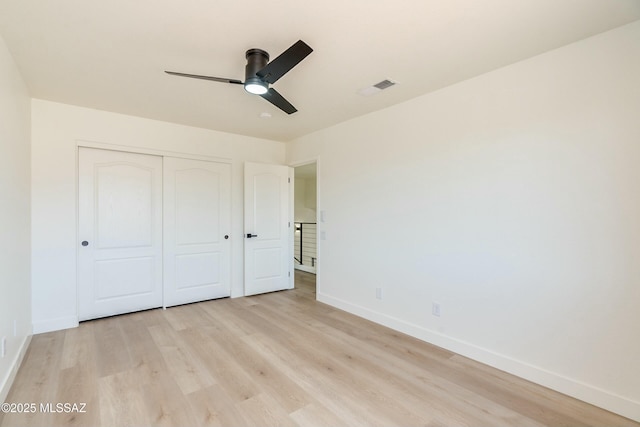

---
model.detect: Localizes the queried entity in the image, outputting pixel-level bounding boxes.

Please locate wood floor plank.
[140,372,200,427]
[289,402,348,427]
[117,313,168,385]
[242,330,427,427]
[147,323,215,395]
[163,303,216,331]
[186,385,251,427]
[97,371,149,427]
[59,321,94,370]
[235,393,299,427]
[193,307,312,414]
[206,331,311,413]
[179,326,261,403]
[2,271,638,427]
[92,317,133,378]
[50,359,100,426]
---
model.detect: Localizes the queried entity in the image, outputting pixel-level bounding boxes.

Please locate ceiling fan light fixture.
[244,78,268,95]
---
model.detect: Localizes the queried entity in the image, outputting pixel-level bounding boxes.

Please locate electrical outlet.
[375,287,383,300]
[1,337,6,358]
[432,302,441,317]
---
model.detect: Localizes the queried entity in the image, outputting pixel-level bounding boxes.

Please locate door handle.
[81,241,89,247]
[246,233,258,238]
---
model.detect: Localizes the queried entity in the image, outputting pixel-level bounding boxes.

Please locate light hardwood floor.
[2,271,637,427]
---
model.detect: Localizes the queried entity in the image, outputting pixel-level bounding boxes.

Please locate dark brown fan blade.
[165,71,243,85]
[256,40,313,84]
[260,88,297,114]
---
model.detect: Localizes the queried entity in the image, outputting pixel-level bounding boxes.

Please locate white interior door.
[163,157,231,307]
[78,148,163,321]
[244,162,293,296]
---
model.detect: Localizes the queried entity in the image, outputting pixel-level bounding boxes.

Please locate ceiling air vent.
[374,79,396,90]
[358,79,397,96]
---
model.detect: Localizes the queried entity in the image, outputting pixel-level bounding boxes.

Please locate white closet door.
[78,148,163,321]
[163,157,231,307]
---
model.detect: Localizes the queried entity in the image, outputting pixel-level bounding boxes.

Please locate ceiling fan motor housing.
[245,48,269,85]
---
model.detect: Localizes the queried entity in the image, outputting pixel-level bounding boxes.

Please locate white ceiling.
[1,1,639,142]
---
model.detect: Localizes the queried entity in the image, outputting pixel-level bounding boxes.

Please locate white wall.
[0,35,32,402]
[294,177,317,222]
[31,99,286,333]
[287,21,640,421]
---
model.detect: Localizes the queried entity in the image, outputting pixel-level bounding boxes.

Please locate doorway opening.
[293,162,317,294]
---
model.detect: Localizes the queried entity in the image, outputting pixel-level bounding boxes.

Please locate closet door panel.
[78,147,163,321]
[164,157,231,307]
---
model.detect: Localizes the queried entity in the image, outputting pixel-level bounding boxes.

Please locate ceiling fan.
[165,40,313,114]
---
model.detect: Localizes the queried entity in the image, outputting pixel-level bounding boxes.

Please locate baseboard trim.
[32,315,78,334]
[0,335,32,405]
[317,292,640,422]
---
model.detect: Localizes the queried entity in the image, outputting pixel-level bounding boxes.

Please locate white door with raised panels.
[244,162,293,296]
[78,148,163,321]
[163,157,231,307]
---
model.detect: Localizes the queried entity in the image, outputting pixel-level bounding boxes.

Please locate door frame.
[289,158,321,298]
